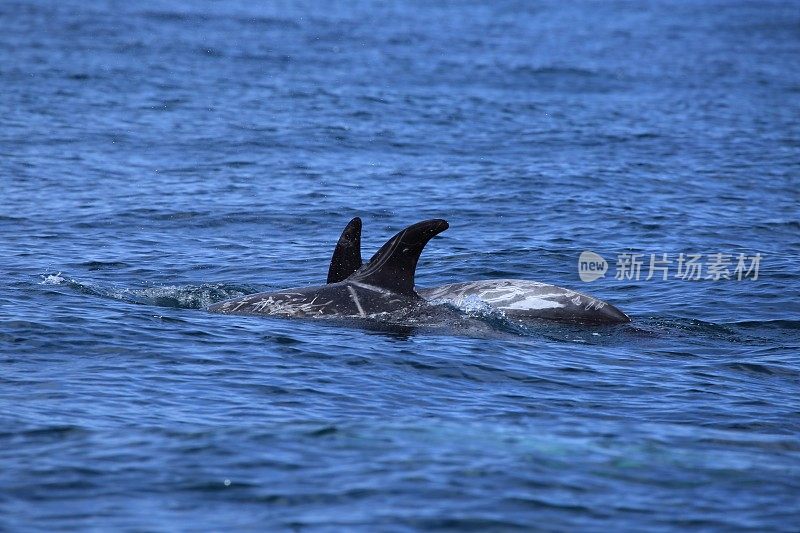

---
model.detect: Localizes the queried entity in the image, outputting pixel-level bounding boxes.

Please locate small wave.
[499,65,623,93]
[511,65,599,78]
[79,261,131,271]
[38,272,254,310]
[118,284,249,309]
[719,362,800,379]
[0,425,89,442]
[0,215,29,223]
[39,273,110,298]
[727,319,800,330]
[141,10,210,23]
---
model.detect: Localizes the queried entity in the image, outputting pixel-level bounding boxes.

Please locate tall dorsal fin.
[327,217,363,284]
[347,219,448,295]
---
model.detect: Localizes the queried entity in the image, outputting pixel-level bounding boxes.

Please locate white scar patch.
[421,280,579,311]
[347,286,366,317]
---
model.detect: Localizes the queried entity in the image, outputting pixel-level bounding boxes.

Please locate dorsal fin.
[347,219,448,295]
[327,217,363,283]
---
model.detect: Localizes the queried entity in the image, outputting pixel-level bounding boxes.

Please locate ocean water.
[2,0,800,530]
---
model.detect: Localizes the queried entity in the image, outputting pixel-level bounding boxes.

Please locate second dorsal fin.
[348,219,448,295]
[327,217,363,283]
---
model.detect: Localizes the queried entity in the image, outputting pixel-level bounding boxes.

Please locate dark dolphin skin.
[325,217,630,325]
[208,220,449,319]
[326,216,362,285]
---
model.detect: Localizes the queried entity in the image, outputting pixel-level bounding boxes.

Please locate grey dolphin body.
[326,217,630,325]
[418,280,629,324]
[208,219,449,319]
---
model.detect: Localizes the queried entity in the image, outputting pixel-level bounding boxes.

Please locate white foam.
[40,272,65,285]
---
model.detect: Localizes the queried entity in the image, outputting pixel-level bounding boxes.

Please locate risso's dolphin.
[325,217,630,325]
[208,219,449,319]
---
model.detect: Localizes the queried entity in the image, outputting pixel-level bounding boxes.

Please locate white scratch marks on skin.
[419,279,616,313]
[584,299,606,311]
[347,286,366,317]
[216,293,341,317]
[350,281,392,296]
[423,280,567,311]
[500,293,564,310]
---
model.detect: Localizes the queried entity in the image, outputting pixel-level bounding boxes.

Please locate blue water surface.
[2,0,800,530]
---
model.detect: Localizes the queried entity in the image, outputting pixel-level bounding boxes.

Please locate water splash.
[40,272,66,285]
[38,272,253,310]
